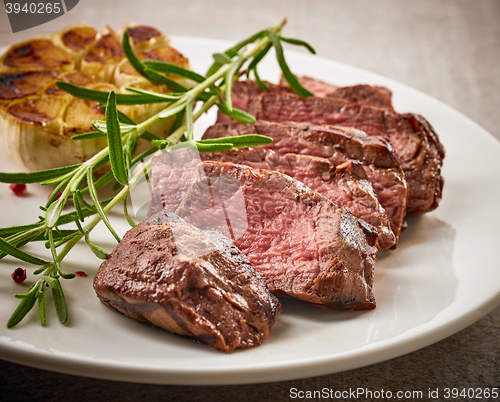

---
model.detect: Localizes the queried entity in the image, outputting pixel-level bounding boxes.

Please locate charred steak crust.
[280,75,395,110]
[202,120,408,247]
[244,92,444,213]
[217,79,395,124]
[176,161,378,310]
[327,85,394,110]
[93,212,281,353]
[201,148,396,251]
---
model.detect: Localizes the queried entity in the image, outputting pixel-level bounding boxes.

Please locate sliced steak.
[244,92,445,213]
[328,84,393,110]
[202,148,396,251]
[148,146,203,216]
[217,80,289,124]
[174,161,378,310]
[93,212,281,353]
[203,121,408,246]
[218,79,394,124]
[280,75,394,110]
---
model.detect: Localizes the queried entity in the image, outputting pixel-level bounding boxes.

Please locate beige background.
[1,1,499,400]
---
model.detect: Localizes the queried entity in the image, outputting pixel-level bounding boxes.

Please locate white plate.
[0,37,499,386]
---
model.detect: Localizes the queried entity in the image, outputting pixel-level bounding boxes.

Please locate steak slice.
[218,79,394,124]
[202,148,396,251]
[93,212,281,353]
[175,161,378,310]
[148,146,203,216]
[203,121,408,247]
[245,92,445,213]
[217,80,289,124]
[280,75,394,110]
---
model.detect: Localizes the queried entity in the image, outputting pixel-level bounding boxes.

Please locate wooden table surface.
[1,1,499,400]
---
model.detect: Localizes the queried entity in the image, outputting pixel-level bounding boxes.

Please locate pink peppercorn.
[9,183,26,196]
[11,268,27,283]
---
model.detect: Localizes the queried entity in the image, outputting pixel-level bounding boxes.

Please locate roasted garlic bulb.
[0,23,191,171]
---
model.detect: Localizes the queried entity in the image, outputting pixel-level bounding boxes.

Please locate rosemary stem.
[166,93,218,143]
[164,18,287,142]
[49,18,289,267]
[55,184,131,264]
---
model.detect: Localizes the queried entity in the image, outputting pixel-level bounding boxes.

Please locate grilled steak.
[217,80,289,124]
[203,121,408,247]
[218,79,394,124]
[202,148,396,251]
[174,161,378,309]
[327,84,393,110]
[243,92,444,213]
[280,75,394,110]
[93,212,281,353]
[148,146,202,216]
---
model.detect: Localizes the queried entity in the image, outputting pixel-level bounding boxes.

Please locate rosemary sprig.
[0,18,316,328]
